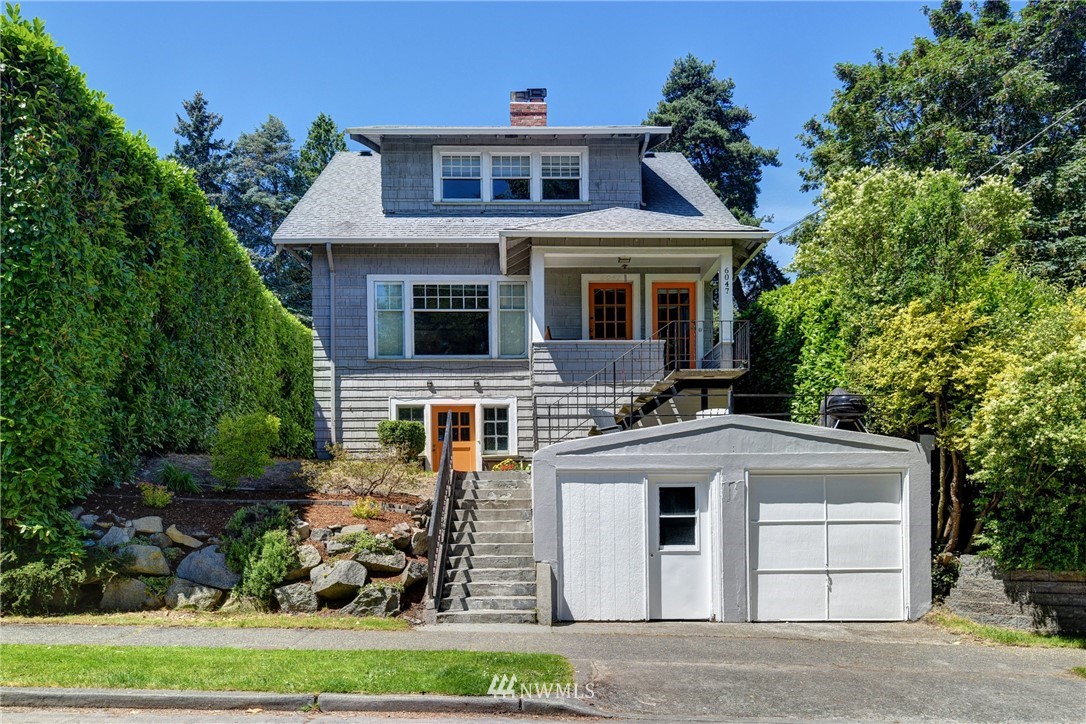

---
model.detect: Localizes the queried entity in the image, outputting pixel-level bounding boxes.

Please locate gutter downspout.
[325,243,337,448]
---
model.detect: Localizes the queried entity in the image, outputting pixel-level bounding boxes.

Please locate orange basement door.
[432,406,476,472]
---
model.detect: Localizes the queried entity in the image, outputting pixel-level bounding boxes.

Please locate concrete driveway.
[2,620,1083,721]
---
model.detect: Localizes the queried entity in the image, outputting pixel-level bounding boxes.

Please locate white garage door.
[749,473,904,621]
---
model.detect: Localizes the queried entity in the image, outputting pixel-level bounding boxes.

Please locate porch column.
[718,248,734,342]
[530,247,546,343]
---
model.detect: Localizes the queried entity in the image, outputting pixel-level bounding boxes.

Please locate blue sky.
[24,1,945,267]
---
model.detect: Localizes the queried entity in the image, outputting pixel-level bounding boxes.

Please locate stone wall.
[945,555,1086,634]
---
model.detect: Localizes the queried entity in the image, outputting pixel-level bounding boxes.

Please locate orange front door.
[652,282,697,369]
[432,406,475,472]
[588,282,633,340]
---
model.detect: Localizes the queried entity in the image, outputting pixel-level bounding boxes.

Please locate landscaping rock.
[97,525,131,548]
[390,523,412,550]
[131,516,163,534]
[78,514,99,530]
[219,595,268,614]
[410,529,429,556]
[165,578,224,611]
[400,560,428,589]
[353,549,407,575]
[325,540,351,556]
[310,560,367,600]
[339,524,368,536]
[69,505,84,519]
[100,577,150,611]
[310,528,332,542]
[285,545,322,581]
[328,523,343,532]
[341,585,401,617]
[293,519,311,541]
[274,582,319,613]
[149,533,173,549]
[166,524,203,548]
[124,544,171,576]
[175,545,240,590]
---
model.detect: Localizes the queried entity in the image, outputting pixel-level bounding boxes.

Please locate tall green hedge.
[1,9,313,557]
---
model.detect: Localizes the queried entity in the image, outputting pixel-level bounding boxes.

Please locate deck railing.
[426,415,456,603]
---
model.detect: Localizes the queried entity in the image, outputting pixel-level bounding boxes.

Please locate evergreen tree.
[170,91,231,206]
[645,55,785,305]
[298,112,347,184]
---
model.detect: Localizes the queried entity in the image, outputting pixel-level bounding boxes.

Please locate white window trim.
[580,273,642,341]
[433,146,589,203]
[388,397,520,470]
[368,275,530,360]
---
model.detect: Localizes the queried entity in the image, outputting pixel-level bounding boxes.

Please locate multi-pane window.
[483,406,510,454]
[441,155,482,200]
[491,155,531,201]
[396,406,424,423]
[374,282,404,357]
[542,155,582,200]
[412,284,490,356]
[658,486,697,548]
[498,282,527,357]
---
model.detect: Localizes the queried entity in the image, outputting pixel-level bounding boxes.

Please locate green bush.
[339,530,395,556]
[236,529,297,602]
[211,413,281,490]
[157,462,200,494]
[0,9,313,561]
[350,497,382,520]
[377,420,426,460]
[0,547,129,615]
[137,482,173,509]
[221,503,294,575]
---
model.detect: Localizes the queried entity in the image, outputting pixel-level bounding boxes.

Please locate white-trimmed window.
[396,405,424,423]
[369,277,528,359]
[434,147,587,203]
[483,406,510,454]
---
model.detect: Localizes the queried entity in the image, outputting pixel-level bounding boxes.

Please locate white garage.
[531,416,931,623]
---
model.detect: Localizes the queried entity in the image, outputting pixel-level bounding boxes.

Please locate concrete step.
[447,542,533,557]
[443,581,536,598]
[463,472,530,483]
[450,508,532,523]
[458,478,531,492]
[436,609,537,624]
[439,595,536,612]
[445,554,534,570]
[449,531,534,545]
[454,489,532,502]
[444,567,536,584]
[451,519,532,533]
[454,498,532,511]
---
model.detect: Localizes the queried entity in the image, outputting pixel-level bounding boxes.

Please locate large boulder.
[124,544,171,576]
[100,577,151,611]
[274,582,320,613]
[400,560,428,589]
[353,549,407,575]
[310,560,368,600]
[390,523,412,550]
[285,545,322,582]
[325,540,351,556]
[410,529,429,556]
[165,578,224,610]
[131,516,163,534]
[339,524,368,536]
[78,514,99,530]
[97,526,131,548]
[149,532,173,549]
[166,524,203,548]
[175,545,239,590]
[341,585,401,617]
[310,528,332,542]
[219,595,269,614]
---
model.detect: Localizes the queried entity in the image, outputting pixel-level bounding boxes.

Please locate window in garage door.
[748,473,904,621]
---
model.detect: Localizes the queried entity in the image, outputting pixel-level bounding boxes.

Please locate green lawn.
[1072,667,1086,679]
[926,610,1086,649]
[1,611,409,631]
[0,644,573,695]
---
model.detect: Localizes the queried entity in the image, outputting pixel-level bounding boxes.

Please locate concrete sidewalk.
[3,621,1084,721]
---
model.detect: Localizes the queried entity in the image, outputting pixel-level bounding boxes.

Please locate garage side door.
[558,476,646,621]
[749,473,904,621]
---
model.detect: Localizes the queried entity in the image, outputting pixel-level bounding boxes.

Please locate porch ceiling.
[502,235,768,275]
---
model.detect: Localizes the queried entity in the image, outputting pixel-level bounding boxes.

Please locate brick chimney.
[510,88,547,126]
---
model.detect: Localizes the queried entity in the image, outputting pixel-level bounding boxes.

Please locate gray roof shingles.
[273,150,764,242]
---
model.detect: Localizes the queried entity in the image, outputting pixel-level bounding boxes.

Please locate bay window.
[434,147,587,202]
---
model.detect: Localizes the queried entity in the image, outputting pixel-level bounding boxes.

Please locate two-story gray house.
[273,90,774,471]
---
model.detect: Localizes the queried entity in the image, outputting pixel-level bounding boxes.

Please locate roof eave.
[347,125,671,153]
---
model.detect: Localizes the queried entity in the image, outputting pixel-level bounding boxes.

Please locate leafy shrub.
[140,575,173,598]
[157,462,201,494]
[138,482,174,509]
[339,530,395,556]
[350,497,382,520]
[211,412,281,490]
[0,547,129,615]
[300,445,428,498]
[0,9,313,561]
[221,503,294,574]
[931,555,960,602]
[236,529,297,602]
[377,420,426,461]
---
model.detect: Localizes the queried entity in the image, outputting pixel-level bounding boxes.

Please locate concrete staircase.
[437,471,536,624]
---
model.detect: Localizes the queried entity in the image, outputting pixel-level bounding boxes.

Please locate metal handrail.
[426,415,456,601]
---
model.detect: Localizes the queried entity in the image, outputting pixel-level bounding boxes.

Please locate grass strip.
[925,610,1086,649]
[0,644,573,695]
[1071,667,1086,679]
[1,612,409,631]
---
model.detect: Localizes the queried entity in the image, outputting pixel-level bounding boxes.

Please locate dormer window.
[434,147,588,203]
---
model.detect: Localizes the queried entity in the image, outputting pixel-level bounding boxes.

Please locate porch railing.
[426,415,456,603]
[533,320,749,447]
